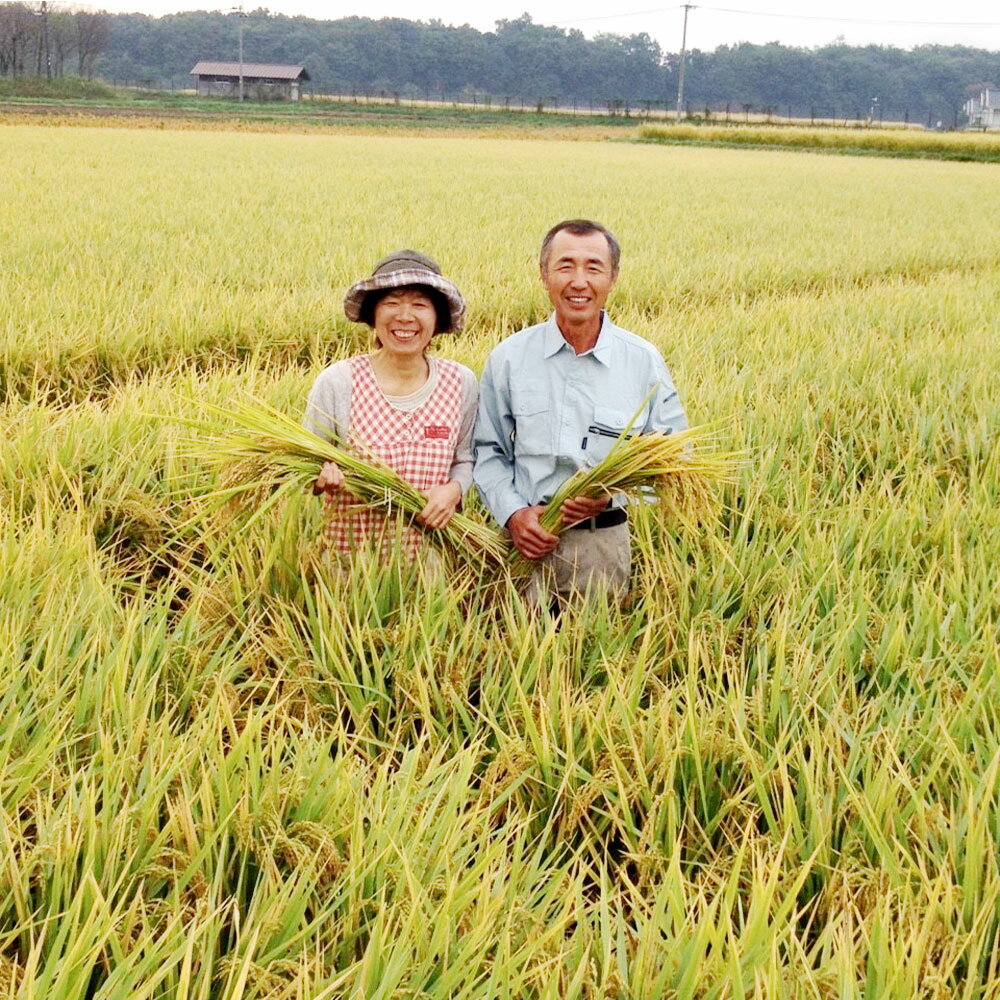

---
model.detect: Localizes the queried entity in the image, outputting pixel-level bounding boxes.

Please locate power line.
[701,5,1000,28]
[36,0,108,10]
[551,5,679,25]
[551,3,1000,29]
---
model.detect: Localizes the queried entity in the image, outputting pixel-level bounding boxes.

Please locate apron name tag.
[424,425,450,439]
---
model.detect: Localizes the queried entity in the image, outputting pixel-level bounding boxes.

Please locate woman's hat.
[343,250,465,333]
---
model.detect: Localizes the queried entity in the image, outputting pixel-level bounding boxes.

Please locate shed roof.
[189,61,310,81]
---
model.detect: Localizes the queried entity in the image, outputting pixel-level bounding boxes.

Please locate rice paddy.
[2,123,999,997]
[639,122,1000,163]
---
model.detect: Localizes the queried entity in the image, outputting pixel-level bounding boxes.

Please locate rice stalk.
[511,423,734,572]
[177,397,509,567]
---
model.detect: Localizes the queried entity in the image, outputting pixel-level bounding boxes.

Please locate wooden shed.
[189,61,310,101]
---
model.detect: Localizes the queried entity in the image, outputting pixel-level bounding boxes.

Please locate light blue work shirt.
[473,312,687,528]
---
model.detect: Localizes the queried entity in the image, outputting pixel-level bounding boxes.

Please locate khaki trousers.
[524,522,630,610]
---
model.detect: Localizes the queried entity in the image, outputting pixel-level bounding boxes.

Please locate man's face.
[540,229,617,329]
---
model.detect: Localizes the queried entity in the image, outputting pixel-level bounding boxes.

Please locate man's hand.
[314,460,344,495]
[559,494,610,527]
[417,481,463,530]
[507,505,560,560]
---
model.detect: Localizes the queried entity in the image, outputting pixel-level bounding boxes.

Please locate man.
[473,219,687,607]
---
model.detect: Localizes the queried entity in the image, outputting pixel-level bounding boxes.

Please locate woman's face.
[372,288,437,360]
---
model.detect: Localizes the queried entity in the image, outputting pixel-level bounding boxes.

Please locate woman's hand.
[314,460,345,495]
[417,481,463,529]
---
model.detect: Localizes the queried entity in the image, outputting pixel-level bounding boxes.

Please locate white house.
[964,86,1000,128]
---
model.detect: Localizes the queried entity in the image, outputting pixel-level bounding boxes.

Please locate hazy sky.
[85,0,1000,54]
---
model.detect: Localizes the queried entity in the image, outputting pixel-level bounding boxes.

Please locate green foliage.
[682,40,1000,122]
[0,74,114,99]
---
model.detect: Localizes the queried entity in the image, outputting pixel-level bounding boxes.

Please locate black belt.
[568,508,627,531]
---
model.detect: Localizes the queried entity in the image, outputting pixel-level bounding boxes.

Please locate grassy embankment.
[0,75,116,100]
[1,127,999,996]
[0,76,637,135]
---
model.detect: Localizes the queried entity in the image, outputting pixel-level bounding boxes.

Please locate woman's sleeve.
[304,360,352,443]
[448,366,480,495]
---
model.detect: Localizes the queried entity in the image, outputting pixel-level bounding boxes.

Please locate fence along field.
[1,124,999,997]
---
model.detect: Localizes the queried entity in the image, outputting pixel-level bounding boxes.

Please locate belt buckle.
[587,515,597,533]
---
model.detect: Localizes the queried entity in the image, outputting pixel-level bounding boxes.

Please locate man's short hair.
[539,219,621,276]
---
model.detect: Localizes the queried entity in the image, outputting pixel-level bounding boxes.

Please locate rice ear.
[185,397,509,567]
[511,424,734,573]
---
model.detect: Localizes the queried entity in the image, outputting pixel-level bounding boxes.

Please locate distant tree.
[0,2,37,77]
[0,3,108,79]
[48,7,74,77]
[75,11,108,78]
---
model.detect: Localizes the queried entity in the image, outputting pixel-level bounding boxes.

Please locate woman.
[304,250,478,556]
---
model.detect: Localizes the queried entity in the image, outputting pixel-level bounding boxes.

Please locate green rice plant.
[179,397,509,567]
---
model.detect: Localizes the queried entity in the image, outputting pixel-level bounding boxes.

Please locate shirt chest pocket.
[586,405,633,463]
[511,380,551,456]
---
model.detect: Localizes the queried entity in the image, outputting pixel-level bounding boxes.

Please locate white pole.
[229,5,247,101]
[238,5,244,102]
[675,4,694,123]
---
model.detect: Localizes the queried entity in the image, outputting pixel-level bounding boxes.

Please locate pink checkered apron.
[322,355,463,557]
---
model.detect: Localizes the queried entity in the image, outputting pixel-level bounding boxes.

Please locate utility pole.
[238,11,244,102]
[675,4,694,123]
[229,4,248,101]
[34,0,52,80]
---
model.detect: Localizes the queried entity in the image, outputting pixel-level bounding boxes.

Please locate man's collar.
[542,312,614,366]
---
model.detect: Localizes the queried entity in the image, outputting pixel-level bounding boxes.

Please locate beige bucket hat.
[343,250,465,333]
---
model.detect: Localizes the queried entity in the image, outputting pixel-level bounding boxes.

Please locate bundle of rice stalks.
[512,424,733,571]
[182,398,509,566]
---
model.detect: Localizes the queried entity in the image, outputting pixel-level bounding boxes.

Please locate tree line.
[0,2,107,78]
[101,11,1000,122]
[102,11,669,106]
[5,4,1000,124]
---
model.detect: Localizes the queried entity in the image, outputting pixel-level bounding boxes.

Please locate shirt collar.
[542,312,615,367]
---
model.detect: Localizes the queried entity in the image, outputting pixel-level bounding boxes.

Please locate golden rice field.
[640,123,1000,162]
[2,123,999,998]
